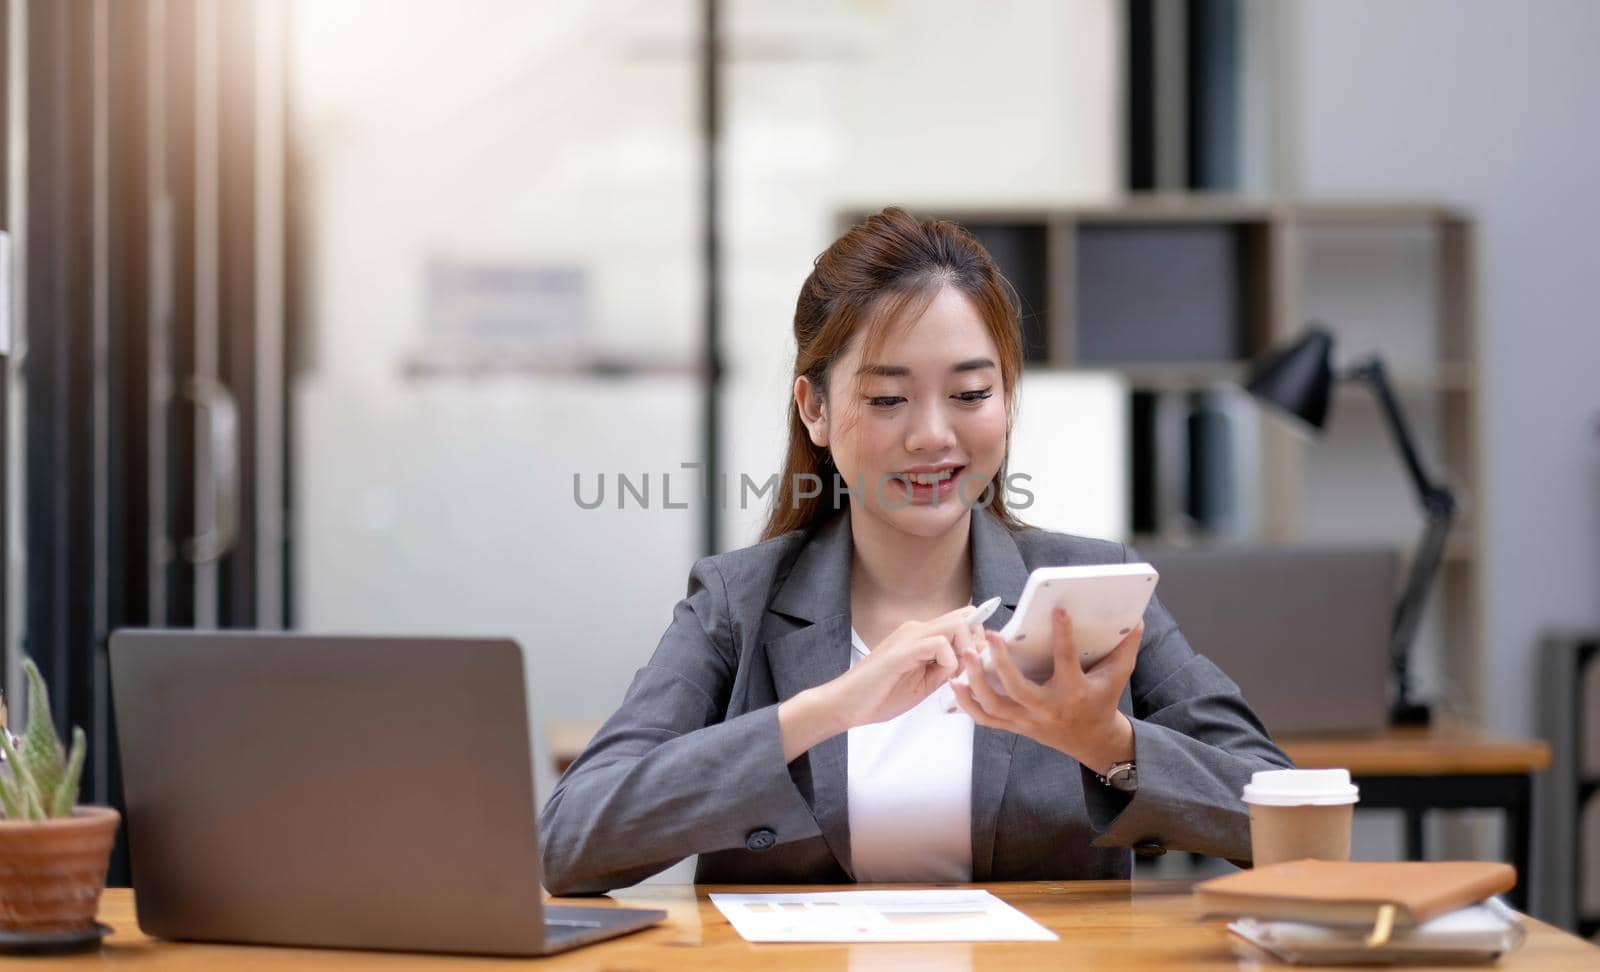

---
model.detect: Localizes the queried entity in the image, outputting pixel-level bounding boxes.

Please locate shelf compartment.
[1074,220,1272,365]
[963,221,1052,364]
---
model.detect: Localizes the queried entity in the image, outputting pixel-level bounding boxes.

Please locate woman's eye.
[866,396,905,409]
[954,388,994,403]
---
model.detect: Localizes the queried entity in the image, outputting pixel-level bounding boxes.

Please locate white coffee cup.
[1242,768,1360,867]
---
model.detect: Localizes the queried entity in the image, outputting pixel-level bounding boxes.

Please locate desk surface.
[54,882,1596,970]
[550,719,1554,778]
[1278,722,1552,776]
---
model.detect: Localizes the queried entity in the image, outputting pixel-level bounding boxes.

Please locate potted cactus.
[0,659,119,946]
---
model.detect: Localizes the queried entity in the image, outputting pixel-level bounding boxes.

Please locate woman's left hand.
[949,606,1141,775]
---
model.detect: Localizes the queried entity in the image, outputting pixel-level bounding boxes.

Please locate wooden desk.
[32,882,1594,969]
[1279,723,1552,777]
[548,720,602,776]
[1280,723,1552,911]
[552,721,1553,778]
[551,721,1554,908]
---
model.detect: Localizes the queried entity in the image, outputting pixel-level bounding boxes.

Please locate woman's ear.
[794,375,829,448]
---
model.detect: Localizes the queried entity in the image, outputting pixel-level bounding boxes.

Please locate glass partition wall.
[286,1,1125,822]
[286,0,707,812]
[717,0,1123,549]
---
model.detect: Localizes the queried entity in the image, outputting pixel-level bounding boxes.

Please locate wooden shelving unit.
[841,198,1484,716]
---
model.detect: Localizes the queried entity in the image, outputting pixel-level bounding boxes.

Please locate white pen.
[966,595,1002,631]
[939,596,1002,714]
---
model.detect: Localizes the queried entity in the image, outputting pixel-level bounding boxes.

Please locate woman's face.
[796,284,1009,541]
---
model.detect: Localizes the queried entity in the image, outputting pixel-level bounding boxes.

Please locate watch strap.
[1095,759,1137,792]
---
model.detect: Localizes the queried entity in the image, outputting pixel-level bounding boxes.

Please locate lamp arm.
[1344,359,1444,506]
[1389,506,1454,719]
[1344,357,1459,724]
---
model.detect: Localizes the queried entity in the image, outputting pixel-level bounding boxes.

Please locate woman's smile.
[887,463,966,505]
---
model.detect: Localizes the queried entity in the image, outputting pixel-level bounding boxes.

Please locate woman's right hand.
[778,606,981,762]
[825,606,980,728]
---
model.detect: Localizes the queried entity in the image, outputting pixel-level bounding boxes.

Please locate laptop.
[108,631,664,956]
[1141,545,1399,735]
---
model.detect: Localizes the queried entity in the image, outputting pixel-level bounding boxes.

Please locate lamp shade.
[1246,326,1335,432]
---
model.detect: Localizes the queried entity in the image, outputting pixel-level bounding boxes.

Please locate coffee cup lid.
[1242,768,1359,806]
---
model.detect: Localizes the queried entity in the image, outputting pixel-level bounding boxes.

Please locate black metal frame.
[1355,773,1533,912]
[1580,646,1600,939]
[0,0,9,702]
[24,0,102,788]
[699,0,722,557]
[15,0,285,886]
[1539,635,1599,935]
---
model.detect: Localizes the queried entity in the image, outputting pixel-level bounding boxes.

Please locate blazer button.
[745,828,777,851]
[1133,839,1166,859]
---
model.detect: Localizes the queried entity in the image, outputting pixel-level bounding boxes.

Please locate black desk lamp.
[1246,324,1456,727]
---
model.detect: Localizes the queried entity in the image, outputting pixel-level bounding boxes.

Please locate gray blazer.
[539,508,1293,895]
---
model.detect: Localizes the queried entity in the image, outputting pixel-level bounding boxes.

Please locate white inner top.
[845,627,975,882]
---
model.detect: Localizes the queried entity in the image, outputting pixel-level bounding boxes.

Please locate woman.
[539,207,1291,895]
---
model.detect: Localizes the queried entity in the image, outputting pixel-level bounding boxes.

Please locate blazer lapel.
[967,508,1030,881]
[765,511,855,877]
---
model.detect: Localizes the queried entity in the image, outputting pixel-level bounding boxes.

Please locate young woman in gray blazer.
[539,207,1292,895]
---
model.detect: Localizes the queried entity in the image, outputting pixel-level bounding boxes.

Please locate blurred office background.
[1,0,1596,932]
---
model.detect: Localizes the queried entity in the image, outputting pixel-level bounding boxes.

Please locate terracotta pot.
[0,806,120,932]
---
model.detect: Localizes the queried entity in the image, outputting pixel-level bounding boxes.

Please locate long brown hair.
[760,207,1027,541]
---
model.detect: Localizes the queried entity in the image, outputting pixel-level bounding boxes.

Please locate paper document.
[709,889,1057,943]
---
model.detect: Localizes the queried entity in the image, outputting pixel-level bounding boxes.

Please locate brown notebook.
[1194,860,1517,930]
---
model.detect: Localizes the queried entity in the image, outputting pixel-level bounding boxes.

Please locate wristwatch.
[1096,760,1138,794]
